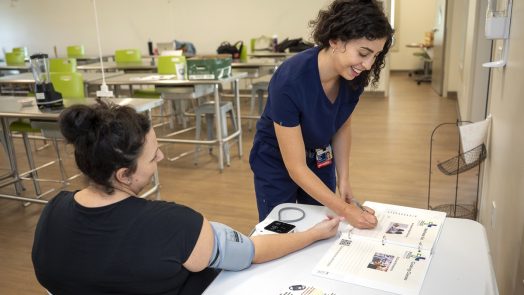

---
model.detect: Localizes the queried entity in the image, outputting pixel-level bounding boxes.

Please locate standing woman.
[250,0,394,227]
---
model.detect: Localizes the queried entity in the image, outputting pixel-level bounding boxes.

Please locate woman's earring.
[332,47,336,54]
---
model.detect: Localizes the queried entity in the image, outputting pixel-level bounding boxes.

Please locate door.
[431,0,447,95]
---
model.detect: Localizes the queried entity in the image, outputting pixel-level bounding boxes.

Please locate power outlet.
[491,201,496,228]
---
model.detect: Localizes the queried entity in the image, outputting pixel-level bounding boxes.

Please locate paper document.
[313,201,446,295]
[459,115,491,163]
[129,75,176,81]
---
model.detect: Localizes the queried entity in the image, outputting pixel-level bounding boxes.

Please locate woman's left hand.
[338,180,354,204]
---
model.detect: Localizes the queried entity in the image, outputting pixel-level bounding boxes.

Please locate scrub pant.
[250,140,336,221]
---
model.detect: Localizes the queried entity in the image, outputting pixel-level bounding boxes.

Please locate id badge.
[315,145,333,168]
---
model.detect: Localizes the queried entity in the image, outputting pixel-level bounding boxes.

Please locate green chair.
[66,45,85,58]
[49,58,77,73]
[9,72,85,196]
[133,56,187,128]
[131,54,175,99]
[50,72,84,98]
[114,49,141,63]
[12,47,28,58]
[158,55,186,77]
[5,52,25,66]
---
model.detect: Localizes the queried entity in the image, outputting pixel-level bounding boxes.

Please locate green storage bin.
[187,55,232,80]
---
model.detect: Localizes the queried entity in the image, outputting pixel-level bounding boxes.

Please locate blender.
[30,53,63,109]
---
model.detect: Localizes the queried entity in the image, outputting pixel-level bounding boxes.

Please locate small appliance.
[30,53,63,109]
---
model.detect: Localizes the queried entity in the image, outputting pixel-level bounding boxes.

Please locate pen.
[352,199,371,214]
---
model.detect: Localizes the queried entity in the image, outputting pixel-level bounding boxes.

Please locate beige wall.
[445,0,467,94]
[389,0,436,71]
[0,0,389,94]
[0,0,331,56]
[476,0,524,294]
[456,0,491,122]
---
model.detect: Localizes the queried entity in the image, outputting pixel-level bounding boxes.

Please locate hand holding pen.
[349,199,377,229]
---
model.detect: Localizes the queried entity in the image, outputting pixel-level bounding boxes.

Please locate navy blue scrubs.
[250,47,362,221]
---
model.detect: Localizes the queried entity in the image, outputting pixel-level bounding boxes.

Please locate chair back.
[50,72,84,98]
[114,49,141,63]
[158,55,186,77]
[5,52,25,66]
[49,58,77,73]
[12,46,28,58]
[67,45,85,58]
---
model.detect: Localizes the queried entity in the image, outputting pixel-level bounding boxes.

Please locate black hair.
[310,0,394,89]
[59,99,151,194]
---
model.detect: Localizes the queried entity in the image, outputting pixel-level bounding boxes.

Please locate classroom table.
[77,60,156,72]
[0,62,31,74]
[58,54,114,65]
[204,203,499,295]
[87,73,248,171]
[248,52,294,61]
[231,61,279,79]
[0,71,125,95]
[0,96,164,204]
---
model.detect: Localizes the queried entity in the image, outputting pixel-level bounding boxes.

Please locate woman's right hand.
[343,203,378,229]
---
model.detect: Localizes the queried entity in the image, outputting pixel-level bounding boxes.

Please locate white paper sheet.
[459,115,491,163]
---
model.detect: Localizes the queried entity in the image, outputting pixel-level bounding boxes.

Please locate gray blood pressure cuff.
[208,222,254,271]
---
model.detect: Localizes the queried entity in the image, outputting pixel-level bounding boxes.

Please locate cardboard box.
[187,54,232,80]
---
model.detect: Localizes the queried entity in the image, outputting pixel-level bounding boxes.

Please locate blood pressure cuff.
[208,222,254,271]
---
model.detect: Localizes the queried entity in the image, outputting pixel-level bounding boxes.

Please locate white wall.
[1,0,396,94]
[456,0,491,122]
[475,0,524,294]
[389,0,436,71]
[445,0,467,94]
[0,0,331,56]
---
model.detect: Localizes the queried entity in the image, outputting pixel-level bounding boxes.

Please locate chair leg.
[21,133,42,196]
[51,138,68,187]
[193,111,203,165]
[166,100,175,129]
[257,89,264,115]
[222,110,231,166]
[229,108,239,161]
[177,100,189,129]
[248,87,257,131]
[205,114,214,154]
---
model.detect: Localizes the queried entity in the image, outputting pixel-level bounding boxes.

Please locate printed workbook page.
[313,233,432,295]
[348,201,446,252]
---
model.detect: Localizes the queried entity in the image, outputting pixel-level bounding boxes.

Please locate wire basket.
[437,144,487,176]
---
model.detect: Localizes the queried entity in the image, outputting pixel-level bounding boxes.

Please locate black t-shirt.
[32,191,212,295]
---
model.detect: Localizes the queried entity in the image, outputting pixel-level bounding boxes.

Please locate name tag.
[315,144,333,168]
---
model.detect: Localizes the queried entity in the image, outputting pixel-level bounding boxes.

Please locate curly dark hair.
[310,0,394,89]
[59,99,151,194]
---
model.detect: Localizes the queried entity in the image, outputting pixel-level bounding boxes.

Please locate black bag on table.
[217,41,243,59]
[275,38,314,53]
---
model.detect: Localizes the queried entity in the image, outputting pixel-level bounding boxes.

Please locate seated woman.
[32,99,341,295]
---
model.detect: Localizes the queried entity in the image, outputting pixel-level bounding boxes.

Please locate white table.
[0,71,125,96]
[87,73,248,171]
[77,60,156,72]
[0,96,164,204]
[248,52,294,62]
[231,61,278,79]
[0,62,31,73]
[204,203,499,295]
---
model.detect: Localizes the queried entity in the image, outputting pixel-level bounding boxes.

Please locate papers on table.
[129,75,176,81]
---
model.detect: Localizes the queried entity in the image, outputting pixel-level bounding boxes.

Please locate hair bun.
[59,105,98,143]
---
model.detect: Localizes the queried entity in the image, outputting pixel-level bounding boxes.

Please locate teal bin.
[187,55,232,80]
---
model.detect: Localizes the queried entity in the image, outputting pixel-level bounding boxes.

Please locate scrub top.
[249,46,363,220]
